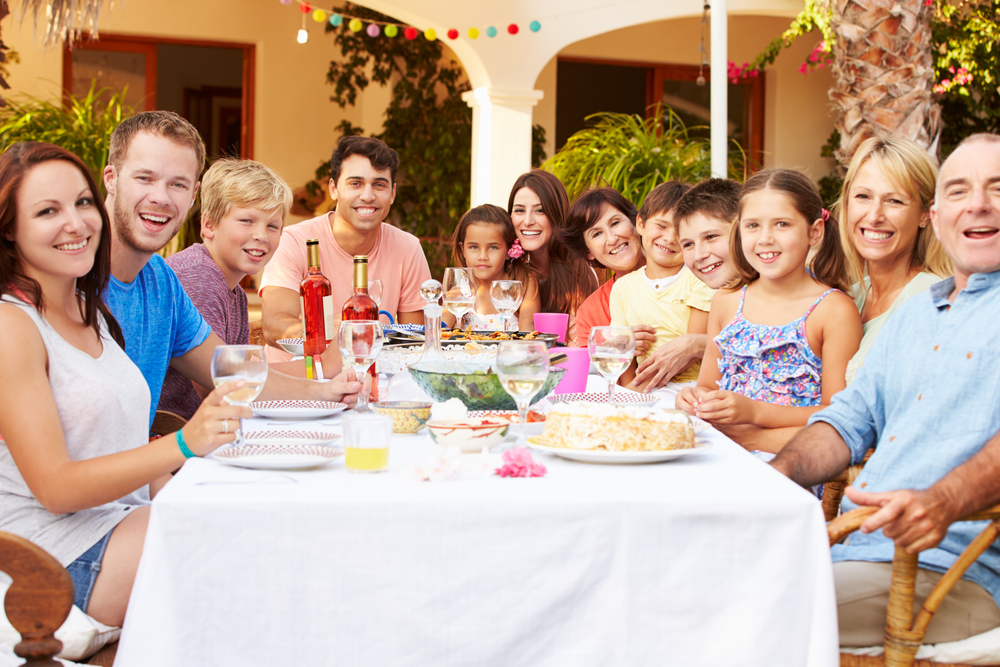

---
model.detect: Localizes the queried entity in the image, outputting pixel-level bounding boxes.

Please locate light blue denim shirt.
[810,270,1000,605]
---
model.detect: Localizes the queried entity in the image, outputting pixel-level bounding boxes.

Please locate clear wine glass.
[337,320,385,412]
[495,340,549,446]
[490,280,523,332]
[587,326,635,405]
[442,267,477,328]
[368,279,383,307]
[210,345,268,444]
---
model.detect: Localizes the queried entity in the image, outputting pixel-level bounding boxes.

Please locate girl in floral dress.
[443,204,540,331]
[676,169,863,453]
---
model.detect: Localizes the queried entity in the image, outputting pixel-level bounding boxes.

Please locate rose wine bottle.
[341,255,379,398]
[300,239,331,380]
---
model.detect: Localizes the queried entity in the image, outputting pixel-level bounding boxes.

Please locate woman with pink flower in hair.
[443,204,540,331]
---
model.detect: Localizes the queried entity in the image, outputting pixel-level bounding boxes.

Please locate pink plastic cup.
[533,312,570,344]
[552,347,590,394]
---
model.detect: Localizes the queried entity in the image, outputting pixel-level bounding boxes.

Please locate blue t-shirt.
[104,254,212,428]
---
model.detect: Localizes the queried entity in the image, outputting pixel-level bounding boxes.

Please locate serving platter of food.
[386,329,560,348]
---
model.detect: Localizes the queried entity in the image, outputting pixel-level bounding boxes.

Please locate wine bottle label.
[323,295,336,335]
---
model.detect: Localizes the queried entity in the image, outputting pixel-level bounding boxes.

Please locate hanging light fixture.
[696,2,709,86]
[297,12,308,43]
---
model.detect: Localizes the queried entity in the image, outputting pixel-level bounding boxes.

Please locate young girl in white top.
[0,142,248,627]
[676,169,863,453]
[443,204,540,331]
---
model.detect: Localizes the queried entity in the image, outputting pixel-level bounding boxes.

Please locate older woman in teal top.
[836,136,952,383]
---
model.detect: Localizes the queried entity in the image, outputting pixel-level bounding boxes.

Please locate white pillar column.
[462,87,545,207]
[710,0,728,178]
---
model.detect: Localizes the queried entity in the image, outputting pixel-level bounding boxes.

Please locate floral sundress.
[714,286,838,407]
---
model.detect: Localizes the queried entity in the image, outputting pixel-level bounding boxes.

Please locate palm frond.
[17,0,107,46]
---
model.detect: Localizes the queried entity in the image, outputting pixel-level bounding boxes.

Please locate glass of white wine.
[442,267,477,328]
[490,280,523,332]
[495,340,549,446]
[587,326,635,405]
[210,344,268,444]
[337,320,385,413]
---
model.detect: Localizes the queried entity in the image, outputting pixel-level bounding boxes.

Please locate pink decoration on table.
[494,446,547,478]
[409,444,463,482]
[507,239,525,260]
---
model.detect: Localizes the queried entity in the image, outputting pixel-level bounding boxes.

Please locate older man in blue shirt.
[772,133,1000,646]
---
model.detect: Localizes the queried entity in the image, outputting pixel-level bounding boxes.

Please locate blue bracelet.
[176,428,197,459]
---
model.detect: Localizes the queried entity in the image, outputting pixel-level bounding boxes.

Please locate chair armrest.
[827,506,878,546]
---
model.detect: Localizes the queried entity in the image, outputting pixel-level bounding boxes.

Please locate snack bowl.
[277,338,305,357]
[409,362,565,410]
[372,401,433,434]
[426,417,512,452]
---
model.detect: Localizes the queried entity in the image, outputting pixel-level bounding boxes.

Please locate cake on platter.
[540,402,694,452]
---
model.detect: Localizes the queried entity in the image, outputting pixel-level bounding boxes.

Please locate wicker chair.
[249,320,265,346]
[828,504,1000,667]
[822,448,876,522]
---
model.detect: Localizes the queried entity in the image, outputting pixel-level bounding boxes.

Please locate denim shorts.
[66,530,113,612]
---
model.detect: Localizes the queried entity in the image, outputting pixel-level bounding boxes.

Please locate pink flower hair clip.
[821,208,831,222]
[507,239,525,260]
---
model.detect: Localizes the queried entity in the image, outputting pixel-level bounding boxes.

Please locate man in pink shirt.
[259,136,431,357]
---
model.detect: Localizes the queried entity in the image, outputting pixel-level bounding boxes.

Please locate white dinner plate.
[250,400,348,420]
[550,390,660,406]
[277,338,305,356]
[213,443,342,470]
[242,430,341,446]
[526,436,711,464]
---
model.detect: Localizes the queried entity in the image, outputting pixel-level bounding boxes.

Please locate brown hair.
[200,158,293,234]
[450,204,537,289]
[0,142,124,348]
[730,168,850,293]
[108,110,206,175]
[673,178,741,231]
[837,136,950,287]
[564,187,637,270]
[331,135,400,185]
[507,170,598,315]
[639,180,691,222]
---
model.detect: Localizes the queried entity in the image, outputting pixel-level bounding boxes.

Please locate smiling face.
[15,160,103,283]
[510,187,553,253]
[105,131,201,255]
[739,188,821,281]
[330,154,396,233]
[583,204,642,273]
[637,210,684,276]
[461,222,508,282]
[846,158,927,271]
[932,139,1000,285]
[203,205,284,289]
[678,212,736,289]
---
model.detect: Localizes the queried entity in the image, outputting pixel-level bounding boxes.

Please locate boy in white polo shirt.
[610,182,714,391]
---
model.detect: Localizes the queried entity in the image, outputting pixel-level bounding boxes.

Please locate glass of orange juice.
[342,412,392,473]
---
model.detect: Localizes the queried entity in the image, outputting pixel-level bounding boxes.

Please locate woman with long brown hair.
[0,142,246,627]
[508,170,598,338]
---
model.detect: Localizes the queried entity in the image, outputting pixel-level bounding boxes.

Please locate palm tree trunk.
[828,0,941,166]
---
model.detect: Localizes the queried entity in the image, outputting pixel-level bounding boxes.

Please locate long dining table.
[114,383,838,667]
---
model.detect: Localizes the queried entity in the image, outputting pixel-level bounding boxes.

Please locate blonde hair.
[835,136,951,287]
[200,158,293,231]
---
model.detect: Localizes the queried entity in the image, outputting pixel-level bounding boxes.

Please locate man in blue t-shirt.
[103,111,361,428]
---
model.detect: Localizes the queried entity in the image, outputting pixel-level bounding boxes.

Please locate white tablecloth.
[116,388,837,667]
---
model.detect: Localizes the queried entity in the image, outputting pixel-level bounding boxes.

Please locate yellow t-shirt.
[609,266,715,383]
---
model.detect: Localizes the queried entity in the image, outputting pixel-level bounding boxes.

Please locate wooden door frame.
[558,56,765,169]
[63,33,256,159]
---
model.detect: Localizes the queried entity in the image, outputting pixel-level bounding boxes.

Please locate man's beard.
[112,194,179,254]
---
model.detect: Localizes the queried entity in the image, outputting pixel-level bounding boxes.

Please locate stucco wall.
[534,15,838,181]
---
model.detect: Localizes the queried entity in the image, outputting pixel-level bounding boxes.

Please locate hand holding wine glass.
[337,320,385,412]
[210,345,268,443]
[490,280,523,332]
[588,326,635,405]
[442,267,477,328]
[495,340,549,446]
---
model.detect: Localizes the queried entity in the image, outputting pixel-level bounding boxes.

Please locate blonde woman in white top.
[0,142,248,627]
[836,136,952,383]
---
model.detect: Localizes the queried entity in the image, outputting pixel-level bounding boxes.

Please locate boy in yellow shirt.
[611,182,714,391]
